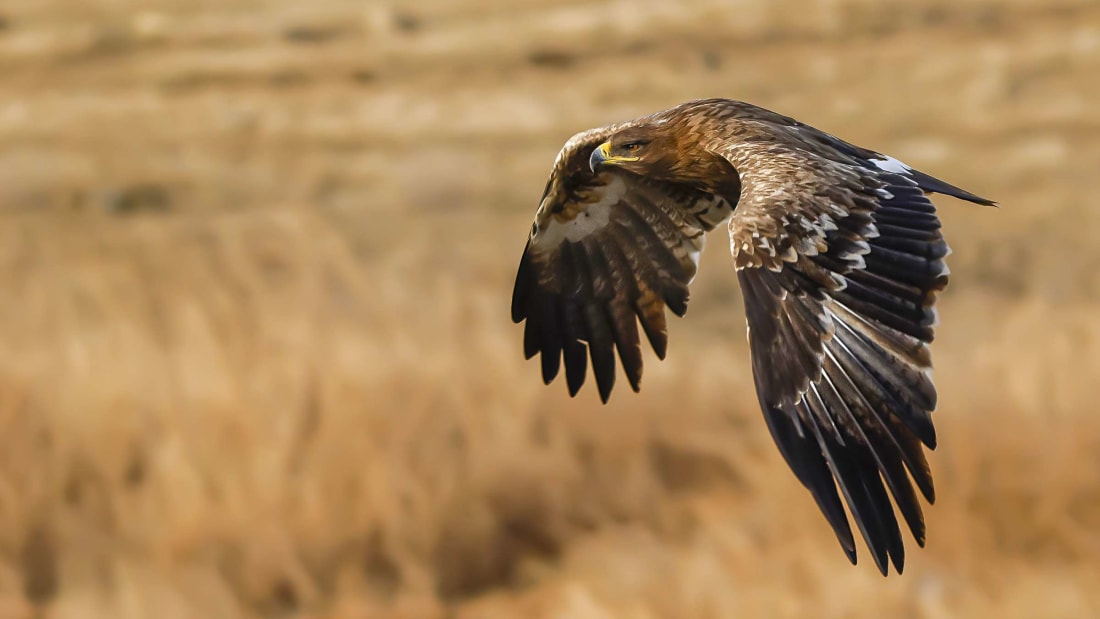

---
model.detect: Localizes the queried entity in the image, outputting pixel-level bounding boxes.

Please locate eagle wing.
[511,128,732,402]
[721,134,957,575]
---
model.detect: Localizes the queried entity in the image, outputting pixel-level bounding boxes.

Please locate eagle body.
[511,98,993,575]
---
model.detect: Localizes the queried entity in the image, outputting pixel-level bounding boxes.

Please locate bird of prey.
[510,98,993,575]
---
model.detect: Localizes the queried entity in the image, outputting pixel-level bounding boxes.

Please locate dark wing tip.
[841,541,858,566]
[908,168,996,206]
[563,349,587,397]
[540,352,560,385]
[511,244,535,324]
[592,349,615,402]
[923,427,938,451]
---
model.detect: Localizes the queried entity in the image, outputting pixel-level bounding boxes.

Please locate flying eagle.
[511,98,993,575]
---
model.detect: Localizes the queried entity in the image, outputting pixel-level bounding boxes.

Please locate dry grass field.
[0,0,1099,617]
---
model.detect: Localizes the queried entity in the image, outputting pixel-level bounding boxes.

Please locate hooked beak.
[588,141,638,173]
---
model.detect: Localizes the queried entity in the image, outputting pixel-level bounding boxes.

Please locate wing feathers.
[801,403,899,574]
[560,300,589,396]
[833,283,936,340]
[873,207,942,231]
[734,167,955,574]
[513,245,536,324]
[567,241,618,403]
[830,312,938,444]
[872,234,949,259]
[821,347,929,544]
[615,204,692,315]
[865,245,947,291]
[582,299,617,403]
[513,164,730,401]
[593,239,645,387]
[603,231,671,359]
[760,401,857,560]
[537,301,562,384]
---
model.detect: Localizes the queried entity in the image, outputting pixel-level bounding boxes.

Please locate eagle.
[510,98,994,575]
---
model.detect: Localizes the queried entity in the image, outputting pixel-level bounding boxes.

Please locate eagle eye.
[621,141,645,153]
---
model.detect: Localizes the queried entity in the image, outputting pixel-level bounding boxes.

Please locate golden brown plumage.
[511,98,994,575]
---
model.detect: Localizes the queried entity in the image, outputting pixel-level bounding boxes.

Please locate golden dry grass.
[0,0,1099,617]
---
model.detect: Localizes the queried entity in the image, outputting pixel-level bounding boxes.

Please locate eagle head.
[588,124,673,175]
[588,119,740,199]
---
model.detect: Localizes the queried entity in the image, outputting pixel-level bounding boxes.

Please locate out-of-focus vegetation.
[0,0,1098,617]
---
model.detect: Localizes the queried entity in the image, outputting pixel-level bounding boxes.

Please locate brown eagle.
[511,98,994,575]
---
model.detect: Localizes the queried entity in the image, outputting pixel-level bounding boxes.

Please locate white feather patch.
[870,155,912,174]
[838,239,871,260]
[685,246,703,284]
[533,176,625,247]
[688,248,702,270]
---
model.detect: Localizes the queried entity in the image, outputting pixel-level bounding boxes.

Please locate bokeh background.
[1,0,1099,617]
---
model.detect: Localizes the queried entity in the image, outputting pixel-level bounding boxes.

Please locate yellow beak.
[588,141,639,172]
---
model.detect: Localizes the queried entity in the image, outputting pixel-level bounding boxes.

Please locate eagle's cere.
[511,98,994,576]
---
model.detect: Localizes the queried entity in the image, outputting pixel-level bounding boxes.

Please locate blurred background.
[0,0,1098,617]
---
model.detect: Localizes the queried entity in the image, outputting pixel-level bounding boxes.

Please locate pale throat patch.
[532,175,625,247]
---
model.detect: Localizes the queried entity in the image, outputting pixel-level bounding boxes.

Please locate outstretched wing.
[512,130,732,402]
[724,138,986,575]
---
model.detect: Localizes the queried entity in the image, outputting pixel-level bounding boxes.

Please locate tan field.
[0,0,1099,617]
